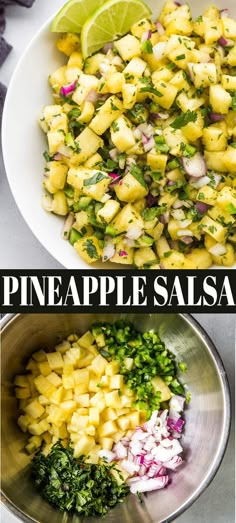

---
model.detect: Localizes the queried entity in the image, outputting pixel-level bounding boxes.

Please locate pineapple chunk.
[90,354,107,375]
[14,375,29,387]
[48,67,67,93]
[72,74,99,106]
[151,81,178,109]
[117,415,130,431]
[127,411,140,429]
[97,199,120,224]
[73,368,89,385]
[47,372,62,388]
[110,116,135,152]
[211,243,235,267]
[15,387,30,399]
[122,83,137,109]
[115,35,141,61]
[187,63,217,88]
[76,393,90,407]
[89,407,100,426]
[134,247,157,268]
[102,407,117,421]
[46,352,63,370]
[74,236,103,263]
[202,127,227,152]
[98,420,117,437]
[196,186,218,206]
[105,361,120,376]
[152,376,171,401]
[222,147,236,173]
[72,127,104,164]
[36,361,50,377]
[56,33,80,56]
[34,375,57,398]
[209,85,232,114]
[68,51,83,69]
[89,96,124,135]
[222,17,236,39]
[51,191,68,216]
[204,151,228,172]
[25,399,45,419]
[105,390,121,408]
[74,435,95,457]
[217,186,236,213]
[47,130,65,155]
[109,375,124,390]
[185,248,213,269]
[109,203,143,236]
[110,240,134,265]
[78,330,94,348]
[200,216,227,243]
[123,57,147,77]
[114,172,148,202]
[99,437,113,450]
[78,101,95,123]
[222,75,236,91]
[106,72,125,94]
[147,150,168,173]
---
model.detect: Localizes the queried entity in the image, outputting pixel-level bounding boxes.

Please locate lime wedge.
[51,0,106,33]
[81,0,152,58]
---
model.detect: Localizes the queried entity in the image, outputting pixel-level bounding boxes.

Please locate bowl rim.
[0,312,231,523]
[1,14,235,270]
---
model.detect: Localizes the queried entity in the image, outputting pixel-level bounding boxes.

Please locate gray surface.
[1,314,235,523]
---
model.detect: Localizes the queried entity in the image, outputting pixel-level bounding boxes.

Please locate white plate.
[2,0,236,269]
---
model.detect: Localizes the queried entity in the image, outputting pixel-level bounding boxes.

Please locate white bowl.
[2,0,236,269]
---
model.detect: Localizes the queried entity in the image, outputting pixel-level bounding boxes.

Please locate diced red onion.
[220,9,229,17]
[159,211,170,224]
[102,241,115,262]
[138,464,148,476]
[130,476,169,494]
[167,417,185,433]
[126,224,142,240]
[182,152,207,178]
[119,250,128,257]
[180,236,193,245]
[174,1,181,5]
[195,201,210,214]
[190,175,211,189]
[169,240,179,251]
[155,21,165,35]
[173,199,184,209]
[163,455,183,470]
[170,395,185,413]
[218,36,234,47]
[167,180,175,186]
[143,135,155,152]
[61,213,74,241]
[109,148,118,162]
[60,80,77,96]
[113,442,128,459]
[86,89,99,103]
[141,30,152,43]
[178,218,192,229]
[153,41,167,61]
[146,194,157,207]
[209,112,225,122]
[109,172,121,186]
[151,112,169,120]
[53,153,62,161]
[208,243,227,256]
[57,144,73,158]
[102,42,114,53]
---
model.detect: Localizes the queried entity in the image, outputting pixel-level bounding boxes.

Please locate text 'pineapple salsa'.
[40,1,236,269]
[14,321,188,516]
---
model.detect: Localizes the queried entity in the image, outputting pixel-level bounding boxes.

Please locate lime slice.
[81,0,152,58]
[51,0,106,33]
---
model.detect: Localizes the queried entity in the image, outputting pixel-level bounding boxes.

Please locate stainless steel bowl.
[1,313,230,523]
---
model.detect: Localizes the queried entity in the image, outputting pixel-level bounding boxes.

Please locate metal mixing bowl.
[1,313,230,523]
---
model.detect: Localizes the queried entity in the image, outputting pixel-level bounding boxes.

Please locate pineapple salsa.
[14,321,187,515]
[40,1,236,269]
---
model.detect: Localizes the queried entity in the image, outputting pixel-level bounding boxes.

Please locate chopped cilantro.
[141,40,153,53]
[164,251,172,258]
[82,239,99,259]
[176,54,186,60]
[130,164,147,189]
[83,172,109,186]
[110,99,119,111]
[140,86,164,97]
[170,110,197,129]
[226,203,236,214]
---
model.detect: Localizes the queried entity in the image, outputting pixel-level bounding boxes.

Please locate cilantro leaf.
[170,110,197,129]
[130,164,147,189]
[83,172,109,186]
[82,239,99,259]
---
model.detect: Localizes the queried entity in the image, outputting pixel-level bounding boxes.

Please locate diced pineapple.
[52,191,68,216]
[177,90,205,112]
[24,399,45,419]
[110,240,134,265]
[117,415,130,431]
[131,17,153,38]
[48,67,67,93]
[114,172,148,202]
[47,130,65,155]
[110,116,135,152]
[89,96,124,135]
[105,361,120,376]
[84,152,103,168]
[74,435,95,457]
[204,151,228,172]
[99,437,114,450]
[222,75,236,91]
[222,147,236,173]
[109,375,124,390]
[152,376,171,401]
[222,17,236,39]
[56,33,80,56]
[197,186,218,206]
[97,199,120,224]
[72,127,104,165]
[47,372,62,388]
[89,407,100,426]
[50,386,64,405]
[217,186,236,213]
[34,375,57,398]
[106,72,125,94]
[127,411,140,429]
[202,126,227,152]
[72,74,99,106]
[200,216,227,243]
[122,83,137,109]
[98,420,117,437]
[84,53,105,74]
[115,35,141,61]
[25,435,43,454]
[36,362,51,377]
[185,248,213,269]
[15,387,30,399]
[151,81,178,109]
[90,354,107,375]
[146,150,168,173]
[46,352,63,370]
[187,63,217,88]
[14,375,29,387]
[134,247,157,268]
[73,368,89,386]
[78,101,95,123]
[109,203,143,236]
[105,390,121,408]
[226,46,236,67]
[74,235,103,263]
[212,243,235,267]
[209,85,232,114]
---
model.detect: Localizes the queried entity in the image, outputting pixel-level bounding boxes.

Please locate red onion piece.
[146,194,157,207]
[167,180,175,186]
[143,135,155,152]
[208,243,227,256]
[218,36,234,47]
[141,132,149,145]
[102,241,115,262]
[195,201,210,214]
[109,148,118,162]
[209,112,225,122]
[190,175,211,189]
[102,42,114,53]
[182,152,207,178]
[159,212,170,224]
[172,199,183,209]
[220,8,229,17]
[61,213,74,241]
[60,80,77,96]
[86,89,99,103]
[169,240,179,251]
[155,21,165,35]
[109,172,121,186]
[153,41,167,60]
[180,236,193,245]
[53,153,62,161]
[119,250,128,257]
[141,29,152,42]
[130,476,169,494]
